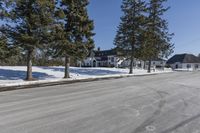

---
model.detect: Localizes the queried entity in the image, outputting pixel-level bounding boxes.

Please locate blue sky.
[88,0,200,56]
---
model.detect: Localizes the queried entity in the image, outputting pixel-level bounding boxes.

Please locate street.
[0,72,200,133]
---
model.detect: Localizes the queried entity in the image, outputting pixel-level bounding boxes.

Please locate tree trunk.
[148,59,151,73]
[25,50,34,81]
[129,52,134,74]
[143,61,146,69]
[64,55,70,78]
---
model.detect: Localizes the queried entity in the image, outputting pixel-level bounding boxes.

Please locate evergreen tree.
[1,0,56,80]
[0,30,20,65]
[52,0,95,78]
[114,0,147,74]
[0,33,9,60]
[144,0,174,73]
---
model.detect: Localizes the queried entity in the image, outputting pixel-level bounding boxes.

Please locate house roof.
[167,54,200,64]
[94,49,117,57]
[96,57,108,61]
[152,58,166,62]
[87,49,117,58]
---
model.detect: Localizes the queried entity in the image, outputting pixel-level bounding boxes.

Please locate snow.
[0,66,173,87]
[174,68,199,71]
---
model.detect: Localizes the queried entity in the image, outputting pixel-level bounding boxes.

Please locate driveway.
[0,72,200,133]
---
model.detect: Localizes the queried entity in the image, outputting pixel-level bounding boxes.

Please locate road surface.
[0,72,200,133]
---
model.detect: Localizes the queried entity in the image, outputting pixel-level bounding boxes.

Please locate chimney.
[97,47,101,51]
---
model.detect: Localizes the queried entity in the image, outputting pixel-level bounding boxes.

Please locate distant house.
[95,49,119,67]
[150,58,167,68]
[80,48,168,68]
[80,49,123,67]
[80,50,97,67]
[118,58,166,70]
[167,54,200,71]
[119,58,144,68]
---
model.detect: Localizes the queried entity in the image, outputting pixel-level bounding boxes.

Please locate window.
[111,57,114,62]
[187,64,191,69]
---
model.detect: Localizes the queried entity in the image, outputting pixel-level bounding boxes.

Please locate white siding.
[170,62,200,71]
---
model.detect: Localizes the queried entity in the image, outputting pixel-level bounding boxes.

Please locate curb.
[0,72,172,92]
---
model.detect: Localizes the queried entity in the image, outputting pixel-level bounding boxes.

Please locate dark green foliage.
[0,31,20,64]
[114,0,147,74]
[52,0,95,78]
[143,0,174,72]
[115,0,173,74]
[1,0,56,80]
[0,34,8,60]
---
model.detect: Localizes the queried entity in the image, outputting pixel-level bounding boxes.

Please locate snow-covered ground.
[0,66,172,87]
[174,68,200,71]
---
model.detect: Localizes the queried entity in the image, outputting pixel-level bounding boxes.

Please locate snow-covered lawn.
[174,68,200,71]
[0,66,172,87]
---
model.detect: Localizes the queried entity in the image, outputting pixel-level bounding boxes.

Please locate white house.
[167,54,200,71]
[148,58,167,69]
[80,48,167,69]
[119,58,144,68]
[80,51,97,67]
[120,58,166,69]
[81,49,122,68]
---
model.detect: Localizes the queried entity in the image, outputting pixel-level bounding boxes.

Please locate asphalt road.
[0,72,200,133]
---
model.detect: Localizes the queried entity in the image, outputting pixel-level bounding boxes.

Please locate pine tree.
[114,0,147,74]
[0,29,20,65]
[0,33,9,60]
[52,0,95,78]
[1,0,56,80]
[144,0,174,73]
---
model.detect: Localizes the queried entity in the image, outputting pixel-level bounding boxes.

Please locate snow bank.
[0,66,172,87]
[174,68,200,71]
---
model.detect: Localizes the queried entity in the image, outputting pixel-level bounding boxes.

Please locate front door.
[175,64,178,69]
[93,60,96,67]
